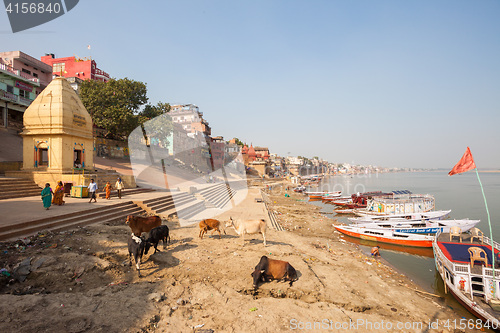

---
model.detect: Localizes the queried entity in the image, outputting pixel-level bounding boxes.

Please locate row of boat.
[314,189,500,326]
[295,183,499,324]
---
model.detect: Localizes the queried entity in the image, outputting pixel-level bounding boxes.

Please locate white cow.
[226,217,267,246]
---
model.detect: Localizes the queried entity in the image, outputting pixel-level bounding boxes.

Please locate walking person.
[105,181,112,200]
[88,179,98,203]
[52,180,65,206]
[41,183,53,210]
[115,178,124,199]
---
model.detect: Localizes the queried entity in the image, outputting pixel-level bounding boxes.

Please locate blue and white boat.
[350,218,480,235]
[348,210,451,224]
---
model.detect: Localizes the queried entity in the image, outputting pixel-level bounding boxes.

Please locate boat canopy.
[392,190,412,195]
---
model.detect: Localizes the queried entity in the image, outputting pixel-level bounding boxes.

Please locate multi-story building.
[169,104,211,137]
[210,136,225,170]
[40,54,110,83]
[0,51,52,129]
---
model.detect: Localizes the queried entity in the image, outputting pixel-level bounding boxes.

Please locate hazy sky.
[2,0,499,169]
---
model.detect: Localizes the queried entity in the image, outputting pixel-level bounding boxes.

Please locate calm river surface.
[309,171,500,321]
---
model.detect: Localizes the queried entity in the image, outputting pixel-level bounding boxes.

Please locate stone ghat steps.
[198,183,236,209]
[97,188,155,199]
[143,192,194,214]
[0,201,144,241]
[141,192,206,220]
[0,178,43,200]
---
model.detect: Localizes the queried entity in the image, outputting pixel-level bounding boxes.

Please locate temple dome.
[22,77,93,139]
[248,145,256,158]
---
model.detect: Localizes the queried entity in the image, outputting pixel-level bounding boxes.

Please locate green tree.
[138,101,171,124]
[232,138,244,146]
[79,78,148,139]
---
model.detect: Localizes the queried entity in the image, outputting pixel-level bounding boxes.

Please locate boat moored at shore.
[350,218,480,235]
[348,210,452,224]
[334,224,434,247]
[306,191,341,200]
[354,193,435,216]
[433,230,500,325]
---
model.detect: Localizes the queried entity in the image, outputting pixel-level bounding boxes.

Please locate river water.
[308,171,500,322]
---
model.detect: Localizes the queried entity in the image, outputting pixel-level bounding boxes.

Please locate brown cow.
[199,219,225,239]
[126,215,162,237]
[251,255,297,288]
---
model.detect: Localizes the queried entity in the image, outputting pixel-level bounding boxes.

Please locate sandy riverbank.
[0,181,470,332]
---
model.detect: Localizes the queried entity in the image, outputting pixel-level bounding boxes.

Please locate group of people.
[41,181,66,210]
[41,178,125,209]
[87,178,125,203]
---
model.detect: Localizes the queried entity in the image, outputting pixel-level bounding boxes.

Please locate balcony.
[94,68,110,80]
[0,88,34,106]
[0,64,40,86]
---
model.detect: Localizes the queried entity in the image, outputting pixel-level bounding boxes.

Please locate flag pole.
[475,167,496,296]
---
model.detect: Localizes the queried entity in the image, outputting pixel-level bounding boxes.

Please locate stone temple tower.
[21,77,93,172]
[6,77,94,187]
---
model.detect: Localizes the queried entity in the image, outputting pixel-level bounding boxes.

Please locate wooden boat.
[293,186,306,193]
[354,193,435,216]
[334,225,434,247]
[345,191,393,209]
[334,208,357,215]
[350,219,480,234]
[306,191,341,200]
[338,233,434,258]
[434,230,500,324]
[348,210,452,224]
[321,193,343,201]
[330,197,353,206]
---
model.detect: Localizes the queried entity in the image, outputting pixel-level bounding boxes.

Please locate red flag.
[449,147,476,176]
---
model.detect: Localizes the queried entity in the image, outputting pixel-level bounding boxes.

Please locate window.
[19,90,27,98]
[74,150,82,167]
[22,68,31,75]
[6,85,13,93]
[39,148,48,166]
[53,63,65,74]
[32,73,38,78]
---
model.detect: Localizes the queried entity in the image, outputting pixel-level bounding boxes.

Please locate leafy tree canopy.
[79,78,148,139]
[232,138,245,146]
[139,101,171,123]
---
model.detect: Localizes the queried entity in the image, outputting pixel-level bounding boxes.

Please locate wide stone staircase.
[140,191,206,220]
[97,188,156,199]
[0,200,144,241]
[195,181,247,209]
[0,177,43,200]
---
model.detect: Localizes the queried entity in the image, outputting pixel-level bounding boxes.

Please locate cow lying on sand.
[251,255,297,288]
[225,217,267,246]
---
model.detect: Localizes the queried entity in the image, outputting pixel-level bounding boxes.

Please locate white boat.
[350,219,480,234]
[348,210,452,224]
[434,230,500,324]
[305,191,341,199]
[334,224,434,247]
[354,194,435,216]
[329,196,353,205]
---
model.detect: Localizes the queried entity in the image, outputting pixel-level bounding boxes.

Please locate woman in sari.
[52,181,65,205]
[105,181,112,199]
[41,183,53,210]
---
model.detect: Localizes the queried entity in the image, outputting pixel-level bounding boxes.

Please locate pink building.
[0,51,53,129]
[41,54,110,82]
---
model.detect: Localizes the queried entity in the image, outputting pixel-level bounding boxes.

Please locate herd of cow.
[124,215,298,288]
